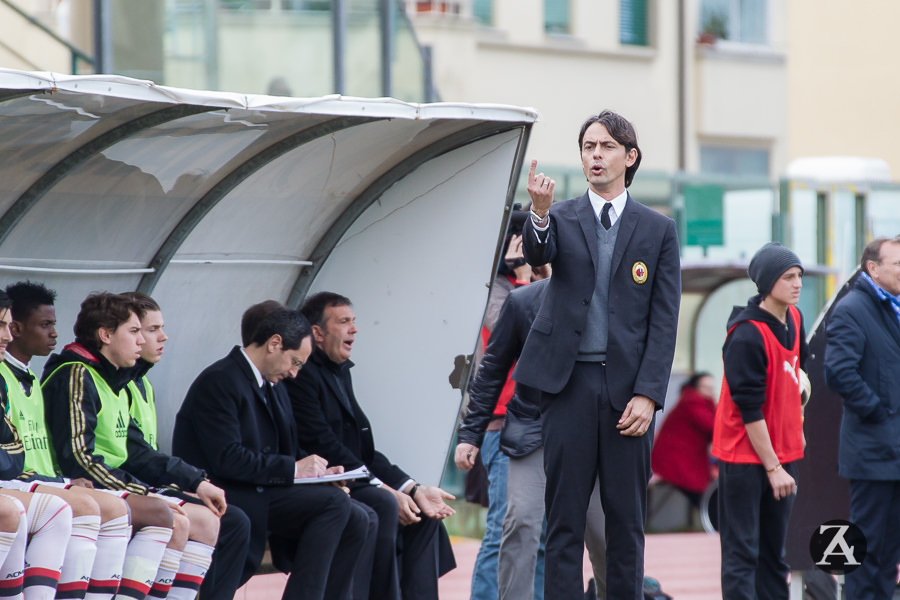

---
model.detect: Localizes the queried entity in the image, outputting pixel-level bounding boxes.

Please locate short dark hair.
[683,372,713,392]
[578,110,642,187]
[861,236,900,275]
[119,291,160,319]
[241,300,285,346]
[247,307,311,351]
[0,290,10,313]
[5,281,56,322]
[300,292,352,329]
[73,292,140,346]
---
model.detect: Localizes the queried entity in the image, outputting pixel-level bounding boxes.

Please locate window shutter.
[544,0,570,34]
[620,0,648,46]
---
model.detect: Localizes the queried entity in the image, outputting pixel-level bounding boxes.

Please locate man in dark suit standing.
[172,307,371,600]
[826,236,900,600]
[515,110,681,599]
[285,292,456,600]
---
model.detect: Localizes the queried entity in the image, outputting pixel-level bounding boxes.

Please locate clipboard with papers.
[293,465,371,485]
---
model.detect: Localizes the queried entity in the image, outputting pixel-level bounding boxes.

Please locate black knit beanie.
[747,242,804,297]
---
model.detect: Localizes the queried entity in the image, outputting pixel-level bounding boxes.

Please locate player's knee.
[187,506,220,546]
[129,495,174,531]
[62,491,100,518]
[94,493,129,521]
[170,511,190,548]
[0,496,22,532]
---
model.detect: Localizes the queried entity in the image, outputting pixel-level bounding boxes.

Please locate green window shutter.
[544,0,570,34]
[472,0,492,25]
[620,0,648,46]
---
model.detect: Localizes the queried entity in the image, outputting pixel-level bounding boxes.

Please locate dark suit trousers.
[844,479,900,600]
[350,484,456,600]
[262,484,366,600]
[200,504,252,600]
[541,361,653,600]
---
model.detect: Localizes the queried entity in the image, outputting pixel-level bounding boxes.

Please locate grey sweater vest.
[577,212,620,360]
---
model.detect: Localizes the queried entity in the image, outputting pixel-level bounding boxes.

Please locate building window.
[472,0,492,25]
[700,146,770,177]
[699,0,767,45]
[620,0,648,46]
[544,0,570,34]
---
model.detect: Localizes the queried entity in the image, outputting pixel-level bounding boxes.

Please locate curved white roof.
[786,156,891,183]
[0,68,537,484]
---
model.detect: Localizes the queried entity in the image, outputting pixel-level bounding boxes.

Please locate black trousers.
[844,479,900,600]
[199,504,252,600]
[260,484,370,600]
[541,361,653,600]
[717,461,797,600]
[350,484,456,600]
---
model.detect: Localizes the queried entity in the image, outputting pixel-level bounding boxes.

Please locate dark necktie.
[600,202,612,230]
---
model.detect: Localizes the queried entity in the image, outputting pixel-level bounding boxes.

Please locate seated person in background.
[40,292,199,599]
[173,305,371,600]
[121,291,248,600]
[651,372,718,507]
[286,291,456,600]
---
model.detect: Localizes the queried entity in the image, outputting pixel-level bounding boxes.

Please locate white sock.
[86,515,131,600]
[57,515,101,599]
[0,496,28,599]
[146,548,181,599]
[23,493,72,600]
[166,541,214,600]
[115,526,172,600]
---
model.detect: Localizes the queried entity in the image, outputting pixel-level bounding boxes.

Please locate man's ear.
[266,334,282,354]
[311,324,326,345]
[97,327,113,345]
[9,321,23,338]
[625,147,638,167]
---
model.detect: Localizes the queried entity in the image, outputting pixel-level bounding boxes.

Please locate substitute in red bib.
[712,242,807,600]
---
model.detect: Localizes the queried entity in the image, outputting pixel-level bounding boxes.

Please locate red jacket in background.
[651,386,716,494]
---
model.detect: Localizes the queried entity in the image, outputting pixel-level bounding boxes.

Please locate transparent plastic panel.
[174,117,481,260]
[0,109,334,265]
[830,190,857,284]
[0,92,163,213]
[680,188,775,262]
[867,189,900,239]
[790,188,818,266]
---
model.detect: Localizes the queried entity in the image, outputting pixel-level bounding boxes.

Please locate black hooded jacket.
[41,341,206,494]
[722,296,809,423]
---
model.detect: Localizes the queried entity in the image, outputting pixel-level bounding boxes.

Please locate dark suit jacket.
[825,279,900,480]
[173,346,301,545]
[285,348,410,490]
[514,192,681,410]
[458,279,547,457]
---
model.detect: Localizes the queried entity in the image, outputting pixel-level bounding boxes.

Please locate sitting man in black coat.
[285,291,456,600]
[173,306,371,600]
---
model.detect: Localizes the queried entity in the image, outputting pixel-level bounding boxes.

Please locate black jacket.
[826,278,900,480]
[458,279,547,458]
[41,342,206,494]
[722,296,809,423]
[285,347,409,490]
[515,193,681,409]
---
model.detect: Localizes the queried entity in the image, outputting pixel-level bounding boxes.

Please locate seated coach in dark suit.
[173,306,371,600]
[285,291,456,600]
